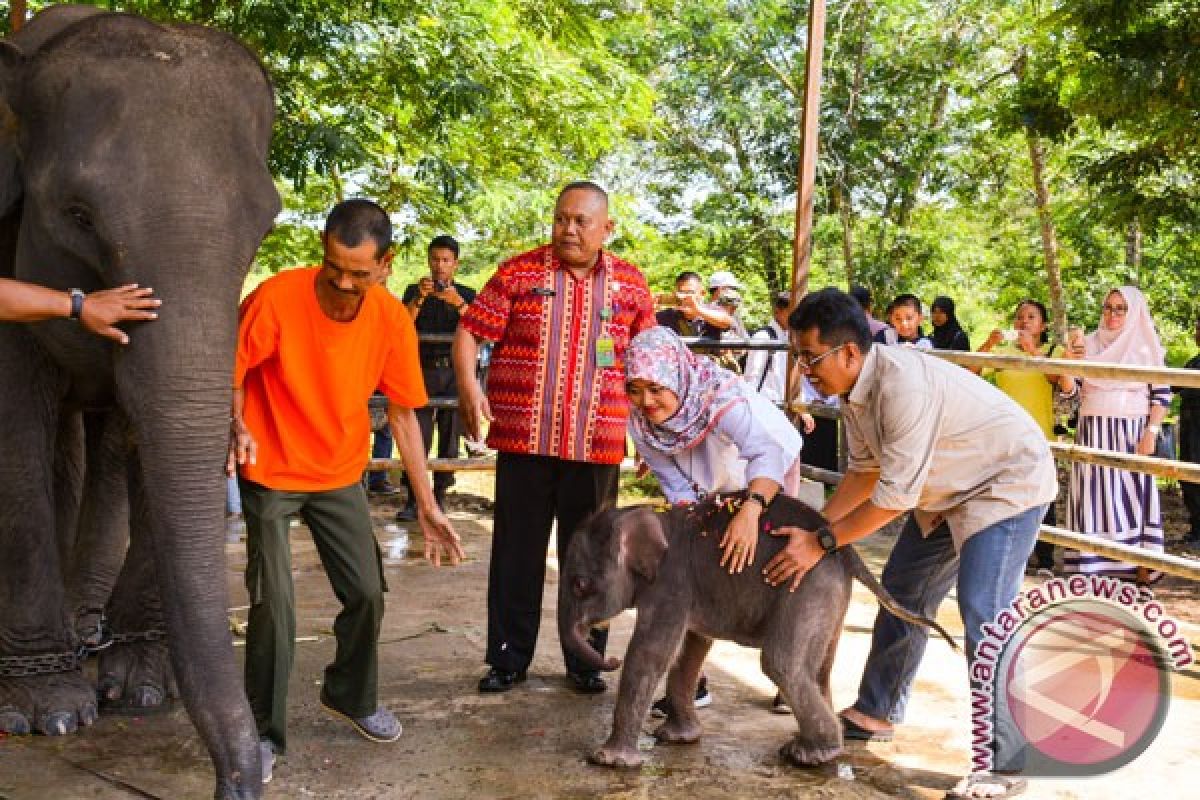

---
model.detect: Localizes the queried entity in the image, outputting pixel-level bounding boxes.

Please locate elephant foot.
[588,742,646,768]
[654,717,701,744]
[0,670,98,735]
[214,777,265,800]
[780,735,842,767]
[97,637,177,714]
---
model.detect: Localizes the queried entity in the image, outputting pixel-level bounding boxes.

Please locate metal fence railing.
[372,335,1200,581]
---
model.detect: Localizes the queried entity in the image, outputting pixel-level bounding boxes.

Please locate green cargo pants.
[238,478,387,753]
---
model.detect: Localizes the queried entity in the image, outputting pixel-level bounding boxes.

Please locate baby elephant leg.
[764,634,842,767]
[591,609,688,768]
[655,630,712,744]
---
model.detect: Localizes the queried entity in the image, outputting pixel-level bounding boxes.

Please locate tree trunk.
[834,185,856,285]
[1125,217,1143,283]
[1025,128,1067,340]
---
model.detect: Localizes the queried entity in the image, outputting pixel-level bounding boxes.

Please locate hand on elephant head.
[78,284,161,344]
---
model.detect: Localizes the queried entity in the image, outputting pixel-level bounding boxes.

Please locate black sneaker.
[650,676,711,718]
[394,504,417,522]
[369,480,400,495]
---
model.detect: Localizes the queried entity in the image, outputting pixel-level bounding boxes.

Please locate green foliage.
[4,0,1196,357]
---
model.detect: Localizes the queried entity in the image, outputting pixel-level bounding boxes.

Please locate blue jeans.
[227,475,243,515]
[367,425,393,488]
[853,505,1044,731]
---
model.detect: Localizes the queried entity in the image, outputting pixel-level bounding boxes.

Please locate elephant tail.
[842,547,960,652]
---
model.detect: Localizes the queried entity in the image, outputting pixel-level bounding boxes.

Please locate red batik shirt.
[460,244,655,464]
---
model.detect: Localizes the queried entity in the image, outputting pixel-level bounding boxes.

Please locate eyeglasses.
[798,343,847,369]
[1102,304,1128,315]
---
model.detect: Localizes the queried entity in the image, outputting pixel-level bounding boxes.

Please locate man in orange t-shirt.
[227,199,463,773]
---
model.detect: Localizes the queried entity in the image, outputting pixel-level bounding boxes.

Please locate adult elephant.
[0,5,281,798]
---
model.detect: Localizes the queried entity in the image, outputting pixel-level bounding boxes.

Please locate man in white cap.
[707,270,749,369]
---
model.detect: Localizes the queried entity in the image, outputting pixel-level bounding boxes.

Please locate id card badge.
[595,336,616,368]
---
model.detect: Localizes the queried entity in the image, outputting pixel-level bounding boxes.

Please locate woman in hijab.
[625,326,803,714]
[1064,286,1170,584]
[929,296,970,351]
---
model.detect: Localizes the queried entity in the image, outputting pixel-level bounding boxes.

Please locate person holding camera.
[396,235,477,520]
[976,299,1077,576]
[655,270,734,337]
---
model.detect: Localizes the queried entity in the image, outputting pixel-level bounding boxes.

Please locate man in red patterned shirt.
[453,181,656,694]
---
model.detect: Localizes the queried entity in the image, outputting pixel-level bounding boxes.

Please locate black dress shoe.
[566,671,607,694]
[478,667,527,693]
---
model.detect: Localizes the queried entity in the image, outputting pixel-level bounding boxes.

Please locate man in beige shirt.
[763,287,1054,800]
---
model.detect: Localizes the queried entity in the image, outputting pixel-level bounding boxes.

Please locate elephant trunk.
[557,582,622,673]
[116,289,263,794]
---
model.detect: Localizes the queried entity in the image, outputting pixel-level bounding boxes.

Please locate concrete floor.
[1,476,1198,799]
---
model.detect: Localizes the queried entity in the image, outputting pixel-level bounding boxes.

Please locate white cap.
[707,270,742,290]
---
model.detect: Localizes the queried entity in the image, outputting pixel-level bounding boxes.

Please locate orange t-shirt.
[234,267,427,491]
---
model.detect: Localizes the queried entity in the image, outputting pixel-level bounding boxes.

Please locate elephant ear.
[0,6,108,216]
[617,507,669,582]
[0,40,24,217]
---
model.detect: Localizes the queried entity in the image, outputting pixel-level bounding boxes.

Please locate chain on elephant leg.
[0,658,98,735]
[97,630,177,714]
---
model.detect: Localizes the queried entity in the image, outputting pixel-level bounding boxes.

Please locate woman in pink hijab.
[1064,286,1169,583]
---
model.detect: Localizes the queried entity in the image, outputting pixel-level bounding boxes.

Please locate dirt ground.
[1,471,1198,800]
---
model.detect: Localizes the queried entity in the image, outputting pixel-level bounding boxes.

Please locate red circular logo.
[1001,603,1169,774]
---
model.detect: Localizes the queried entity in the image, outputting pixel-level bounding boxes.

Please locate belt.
[428,357,453,369]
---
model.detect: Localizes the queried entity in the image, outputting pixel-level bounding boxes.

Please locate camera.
[434,279,448,291]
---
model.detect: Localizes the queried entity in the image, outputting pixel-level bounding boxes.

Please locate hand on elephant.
[80,284,161,344]
[719,503,761,574]
[417,506,465,566]
[763,526,825,591]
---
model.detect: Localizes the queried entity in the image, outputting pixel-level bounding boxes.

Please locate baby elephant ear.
[617,507,669,582]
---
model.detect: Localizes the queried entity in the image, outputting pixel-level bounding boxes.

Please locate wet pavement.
[2,475,1198,799]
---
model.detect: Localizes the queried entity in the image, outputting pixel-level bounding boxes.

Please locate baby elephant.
[558,492,954,768]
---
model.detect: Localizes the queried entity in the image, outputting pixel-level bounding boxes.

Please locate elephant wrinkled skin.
[558,494,955,769]
[0,5,280,799]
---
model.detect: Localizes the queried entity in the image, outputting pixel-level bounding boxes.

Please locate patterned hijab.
[625,327,747,455]
[1085,285,1165,389]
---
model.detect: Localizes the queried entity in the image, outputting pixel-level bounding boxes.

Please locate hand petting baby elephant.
[557,492,955,769]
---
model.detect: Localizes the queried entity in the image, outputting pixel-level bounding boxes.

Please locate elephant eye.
[572,577,592,598]
[65,204,95,231]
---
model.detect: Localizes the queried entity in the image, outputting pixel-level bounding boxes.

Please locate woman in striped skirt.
[1064,286,1170,583]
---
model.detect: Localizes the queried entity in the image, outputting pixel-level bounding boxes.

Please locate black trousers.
[1032,501,1058,569]
[800,416,838,472]
[403,364,460,496]
[486,452,618,674]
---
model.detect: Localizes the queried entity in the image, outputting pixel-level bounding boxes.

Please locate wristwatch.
[746,491,771,510]
[815,524,838,555]
[68,288,86,320]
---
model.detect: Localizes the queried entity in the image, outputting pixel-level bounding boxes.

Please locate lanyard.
[668,451,706,501]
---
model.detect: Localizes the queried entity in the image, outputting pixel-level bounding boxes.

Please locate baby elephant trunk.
[557,594,622,672]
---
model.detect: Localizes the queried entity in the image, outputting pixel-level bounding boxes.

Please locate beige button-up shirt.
[844,345,1057,549]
